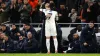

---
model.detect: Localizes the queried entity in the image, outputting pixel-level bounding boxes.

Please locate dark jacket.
[24,38,38,53]
[0,39,14,53]
[31,11,45,23]
[80,26,97,53]
[17,39,25,53]
[11,28,21,41]
[23,26,38,41]
[1,27,11,37]
[9,4,21,23]
[19,4,32,23]
[68,38,81,53]
[58,9,70,23]
[68,28,81,43]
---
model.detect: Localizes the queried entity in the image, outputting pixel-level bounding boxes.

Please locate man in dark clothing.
[11,24,22,41]
[80,22,98,53]
[24,32,39,53]
[68,25,82,43]
[23,23,38,41]
[0,2,9,23]
[17,35,26,53]
[9,0,21,23]
[58,4,70,23]
[67,33,80,53]
[1,24,11,37]
[19,0,32,23]
[0,36,14,53]
[31,6,45,23]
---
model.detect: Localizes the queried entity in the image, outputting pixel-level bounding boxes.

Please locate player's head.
[45,3,50,9]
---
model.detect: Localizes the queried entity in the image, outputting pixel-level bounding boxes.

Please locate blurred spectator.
[9,0,21,23]
[28,0,38,9]
[68,25,82,43]
[0,35,14,53]
[49,0,56,10]
[0,24,11,37]
[19,0,32,23]
[68,8,77,23]
[10,24,21,41]
[23,23,38,40]
[67,33,80,53]
[58,4,70,23]
[31,6,45,23]
[0,2,9,23]
[24,32,39,53]
[80,22,98,53]
[17,35,26,53]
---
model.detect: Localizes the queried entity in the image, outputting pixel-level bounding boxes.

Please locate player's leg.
[46,36,50,53]
[45,26,51,53]
[53,36,58,53]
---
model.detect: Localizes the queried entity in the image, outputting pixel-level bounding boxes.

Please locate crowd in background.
[0,0,99,24]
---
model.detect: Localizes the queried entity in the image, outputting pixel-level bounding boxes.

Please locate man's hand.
[83,42,88,46]
[0,9,4,12]
[87,8,91,12]
[59,14,62,16]
[1,49,5,51]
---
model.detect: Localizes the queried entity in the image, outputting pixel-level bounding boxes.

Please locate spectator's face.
[11,0,16,4]
[1,26,6,31]
[89,23,94,28]
[19,36,23,40]
[0,33,5,39]
[71,9,75,13]
[18,0,22,4]
[4,36,8,41]
[27,32,32,39]
[73,33,79,39]
[24,0,28,4]
[1,3,6,8]
[12,25,16,30]
[60,5,65,9]
[23,24,30,30]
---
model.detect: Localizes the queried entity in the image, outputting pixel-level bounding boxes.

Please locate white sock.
[53,38,58,51]
[46,39,50,52]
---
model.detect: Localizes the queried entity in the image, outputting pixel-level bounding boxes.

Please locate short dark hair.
[23,22,30,26]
